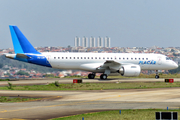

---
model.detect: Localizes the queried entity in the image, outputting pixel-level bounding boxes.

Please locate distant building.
[97,36,103,47]
[90,36,96,47]
[74,36,80,47]
[82,36,88,47]
[105,36,110,48]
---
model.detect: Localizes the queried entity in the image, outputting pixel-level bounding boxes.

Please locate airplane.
[5,25,178,80]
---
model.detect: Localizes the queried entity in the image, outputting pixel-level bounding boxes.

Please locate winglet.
[9,25,40,54]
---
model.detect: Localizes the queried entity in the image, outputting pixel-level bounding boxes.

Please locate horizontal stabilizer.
[16,53,30,59]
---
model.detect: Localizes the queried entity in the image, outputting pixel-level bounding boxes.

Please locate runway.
[0,78,180,119]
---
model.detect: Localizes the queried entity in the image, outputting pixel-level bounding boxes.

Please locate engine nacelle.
[118,65,141,77]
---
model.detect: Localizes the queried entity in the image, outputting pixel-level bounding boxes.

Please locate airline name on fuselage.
[139,60,156,65]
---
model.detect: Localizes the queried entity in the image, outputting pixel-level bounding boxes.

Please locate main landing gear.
[88,73,95,79]
[100,74,107,80]
[155,70,159,79]
[88,73,108,80]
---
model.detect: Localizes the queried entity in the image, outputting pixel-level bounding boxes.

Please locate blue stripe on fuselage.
[14,54,52,67]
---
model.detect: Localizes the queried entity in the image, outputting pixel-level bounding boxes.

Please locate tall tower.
[85,37,88,47]
[90,36,96,47]
[74,36,81,47]
[89,37,92,47]
[77,37,80,47]
[105,36,111,48]
[74,36,77,47]
[82,36,88,47]
[97,36,103,47]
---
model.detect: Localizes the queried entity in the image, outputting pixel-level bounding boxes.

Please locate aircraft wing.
[96,60,121,69]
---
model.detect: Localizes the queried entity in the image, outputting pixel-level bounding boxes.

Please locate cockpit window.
[166,57,171,60]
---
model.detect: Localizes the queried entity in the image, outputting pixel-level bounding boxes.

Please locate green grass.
[0,96,39,103]
[0,79,9,81]
[0,81,180,91]
[52,109,180,120]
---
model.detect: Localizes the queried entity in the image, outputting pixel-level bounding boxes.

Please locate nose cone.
[171,61,178,69]
[174,62,178,69]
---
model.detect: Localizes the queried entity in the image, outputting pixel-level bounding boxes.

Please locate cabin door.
[46,55,51,64]
[157,56,162,65]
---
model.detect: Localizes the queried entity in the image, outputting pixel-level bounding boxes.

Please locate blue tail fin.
[9,25,40,54]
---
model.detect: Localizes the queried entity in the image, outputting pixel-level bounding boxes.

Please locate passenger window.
[99,57,101,59]
[74,57,75,59]
[127,58,128,60]
[95,57,97,59]
[115,57,116,59]
[91,57,93,59]
[146,58,148,60]
[139,58,140,60]
[123,58,125,60]
[77,57,79,59]
[131,58,133,60]
[111,57,113,59]
[103,57,105,59]
[70,57,71,59]
[66,57,68,59]
[81,57,83,59]
[135,58,137,60]
[142,58,144,60]
[54,57,56,59]
[84,57,86,59]
[119,58,121,60]
[62,57,64,59]
[88,57,89,59]
[107,57,109,59]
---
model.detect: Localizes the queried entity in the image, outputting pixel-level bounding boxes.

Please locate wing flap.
[97,60,121,69]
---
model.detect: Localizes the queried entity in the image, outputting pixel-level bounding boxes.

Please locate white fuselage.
[7,25,178,79]
[41,52,178,73]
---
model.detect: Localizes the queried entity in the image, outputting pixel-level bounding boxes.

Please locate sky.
[0,0,180,49]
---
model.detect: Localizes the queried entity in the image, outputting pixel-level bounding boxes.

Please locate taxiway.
[0,78,180,119]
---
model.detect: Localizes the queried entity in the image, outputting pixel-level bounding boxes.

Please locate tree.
[171,49,175,52]
[15,70,29,76]
[0,63,3,68]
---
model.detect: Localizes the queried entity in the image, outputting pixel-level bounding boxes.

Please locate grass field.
[52,109,180,120]
[0,96,39,103]
[0,81,180,91]
[0,79,9,81]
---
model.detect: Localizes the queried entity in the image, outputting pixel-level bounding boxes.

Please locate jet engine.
[118,65,141,77]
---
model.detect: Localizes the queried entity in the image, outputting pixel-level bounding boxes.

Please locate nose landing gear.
[155,70,159,79]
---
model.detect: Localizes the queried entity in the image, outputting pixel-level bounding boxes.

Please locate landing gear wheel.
[100,74,107,80]
[155,70,159,79]
[88,74,95,79]
[155,75,159,79]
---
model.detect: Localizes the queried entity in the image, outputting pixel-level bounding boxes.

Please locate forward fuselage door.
[46,55,51,64]
[157,56,162,65]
